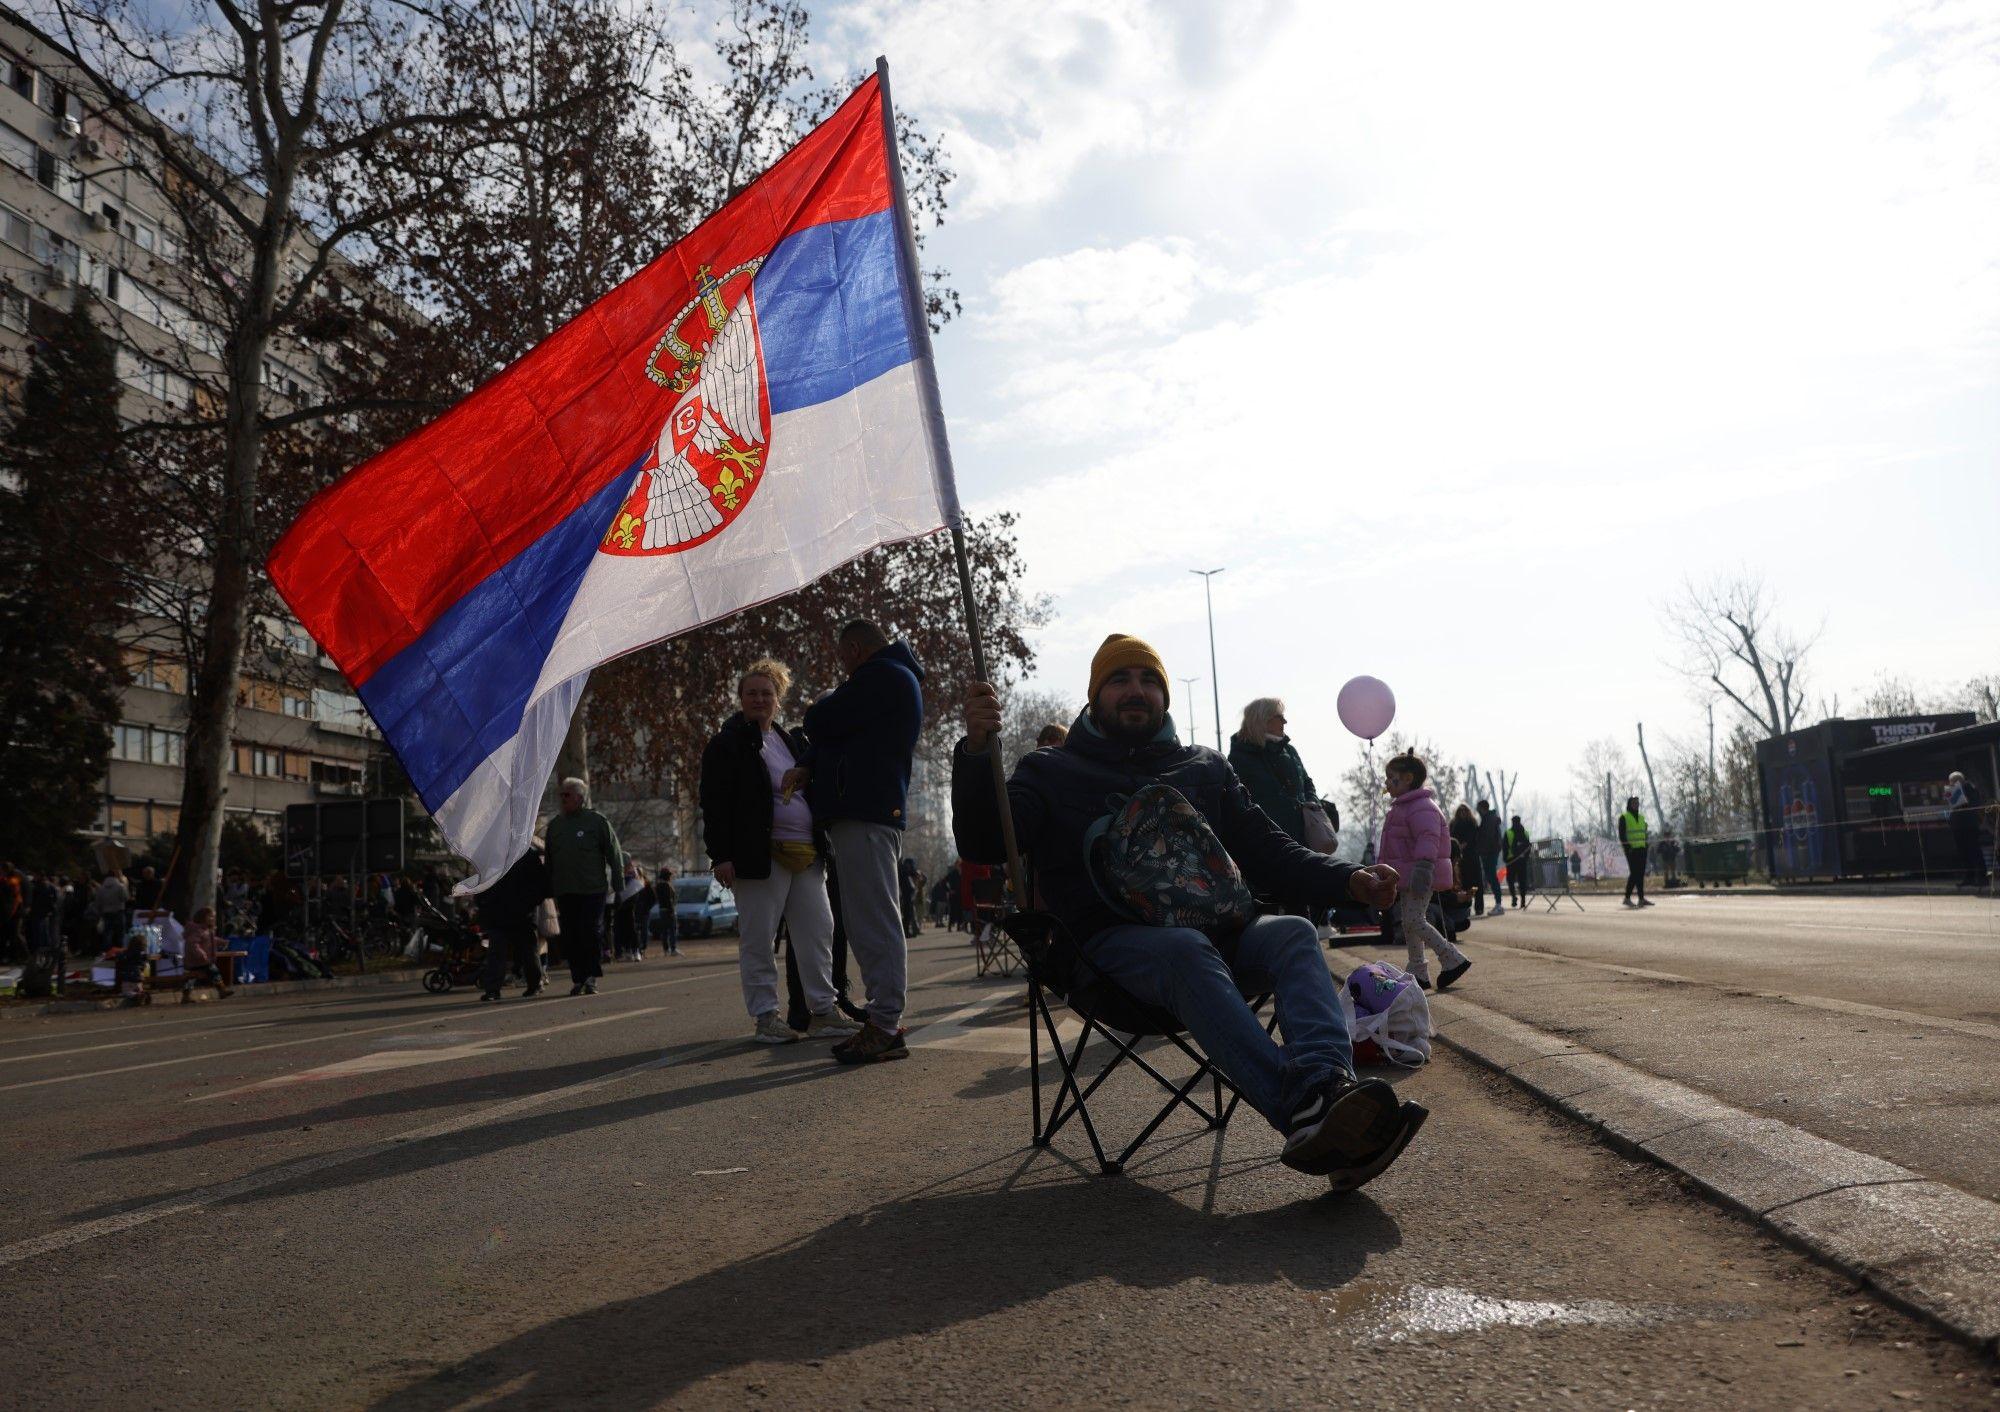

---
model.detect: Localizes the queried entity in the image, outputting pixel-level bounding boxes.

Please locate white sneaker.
[753,1012,802,1044]
[805,1009,862,1038]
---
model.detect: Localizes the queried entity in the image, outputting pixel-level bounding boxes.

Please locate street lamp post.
[1177,675,1202,744]
[1190,568,1225,751]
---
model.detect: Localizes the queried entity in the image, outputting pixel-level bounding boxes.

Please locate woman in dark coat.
[1449,804,1482,914]
[699,659,861,1045]
[1227,697,1318,846]
[1228,696,1332,920]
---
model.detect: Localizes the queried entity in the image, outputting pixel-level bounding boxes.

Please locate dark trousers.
[1479,852,1503,908]
[1624,847,1649,901]
[1953,817,1989,885]
[554,893,605,984]
[482,923,544,994]
[900,887,919,937]
[1507,859,1532,906]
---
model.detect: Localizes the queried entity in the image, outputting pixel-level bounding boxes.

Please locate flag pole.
[876,56,1029,907]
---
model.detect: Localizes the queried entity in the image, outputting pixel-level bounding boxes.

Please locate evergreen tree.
[0,291,136,870]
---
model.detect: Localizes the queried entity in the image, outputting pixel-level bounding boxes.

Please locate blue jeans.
[1083,914,1354,1130]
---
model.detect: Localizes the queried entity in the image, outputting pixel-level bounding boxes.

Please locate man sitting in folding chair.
[953,633,1428,1191]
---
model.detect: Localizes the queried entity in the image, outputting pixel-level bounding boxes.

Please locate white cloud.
[980,238,1212,344]
[832,0,2000,796]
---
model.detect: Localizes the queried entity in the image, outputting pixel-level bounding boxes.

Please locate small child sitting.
[181,907,234,997]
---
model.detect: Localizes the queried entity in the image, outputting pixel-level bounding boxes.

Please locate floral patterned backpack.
[1086,783,1257,934]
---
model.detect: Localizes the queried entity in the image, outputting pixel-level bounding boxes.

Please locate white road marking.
[1465,940,2000,1044]
[0,944,985,1269]
[1782,923,1994,939]
[0,1036,741,1270]
[0,1023,282,1066]
[903,988,1068,1055]
[0,970,735,1094]
[189,1007,670,1101]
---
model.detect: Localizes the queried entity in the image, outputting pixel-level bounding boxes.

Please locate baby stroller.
[420,913,489,994]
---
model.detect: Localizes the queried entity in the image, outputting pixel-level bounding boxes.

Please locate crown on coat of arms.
[647,259,766,394]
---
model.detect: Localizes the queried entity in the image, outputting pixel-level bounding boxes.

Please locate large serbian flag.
[268,67,958,888]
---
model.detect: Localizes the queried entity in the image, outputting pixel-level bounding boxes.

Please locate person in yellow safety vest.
[1618,797,1654,908]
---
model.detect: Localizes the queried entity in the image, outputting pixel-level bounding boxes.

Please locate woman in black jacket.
[700,659,862,1046]
[1448,803,1482,915]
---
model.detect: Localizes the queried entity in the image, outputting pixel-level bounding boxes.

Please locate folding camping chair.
[969,873,1022,977]
[1000,911,1277,1177]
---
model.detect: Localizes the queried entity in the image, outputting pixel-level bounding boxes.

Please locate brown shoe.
[831,1022,908,1065]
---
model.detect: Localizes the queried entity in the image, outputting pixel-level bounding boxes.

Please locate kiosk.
[1755,714,2000,880]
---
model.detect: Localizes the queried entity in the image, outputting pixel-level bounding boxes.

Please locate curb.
[0,967,424,1022]
[1328,947,2000,1356]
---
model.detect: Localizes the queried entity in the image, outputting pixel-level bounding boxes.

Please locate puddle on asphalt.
[1328,1282,1692,1341]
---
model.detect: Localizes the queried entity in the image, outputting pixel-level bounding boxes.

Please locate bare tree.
[1567,736,1642,835]
[42,0,606,915]
[1664,573,1817,739]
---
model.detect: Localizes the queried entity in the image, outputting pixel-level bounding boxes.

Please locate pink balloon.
[1337,675,1396,741]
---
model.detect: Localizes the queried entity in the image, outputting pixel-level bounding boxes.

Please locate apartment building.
[0,7,387,850]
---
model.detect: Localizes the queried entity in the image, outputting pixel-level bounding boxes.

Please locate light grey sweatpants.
[826,819,907,1031]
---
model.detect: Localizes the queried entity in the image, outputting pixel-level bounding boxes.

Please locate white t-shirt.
[761,730,814,842]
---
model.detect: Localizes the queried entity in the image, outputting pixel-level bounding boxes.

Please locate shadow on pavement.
[62,1043,839,1223]
[367,1167,1403,1410]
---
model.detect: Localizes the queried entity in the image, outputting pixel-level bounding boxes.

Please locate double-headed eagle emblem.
[603,259,768,555]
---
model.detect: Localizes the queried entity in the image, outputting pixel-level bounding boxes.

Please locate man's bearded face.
[1091,667,1167,744]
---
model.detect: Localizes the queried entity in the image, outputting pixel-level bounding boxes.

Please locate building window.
[33,226,79,282]
[249,746,282,777]
[5,57,34,103]
[312,688,372,735]
[0,201,28,250]
[0,120,32,175]
[281,692,312,719]
[111,722,186,765]
[128,652,188,693]
[0,289,26,334]
[109,799,147,837]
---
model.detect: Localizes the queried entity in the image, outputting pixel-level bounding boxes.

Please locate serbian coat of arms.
[600,258,770,556]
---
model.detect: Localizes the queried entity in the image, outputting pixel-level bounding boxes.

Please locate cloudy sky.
[811,1,1998,816]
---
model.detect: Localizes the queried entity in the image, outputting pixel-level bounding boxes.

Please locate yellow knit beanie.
[1088,633,1170,708]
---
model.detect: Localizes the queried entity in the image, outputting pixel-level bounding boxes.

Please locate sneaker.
[522,985,544,999]
[1326,1102,1429,1193]
[569,983,585,996]
[805,1009,862,1038]
[582,981,599,995]
[1436,958,1472,991]
[1281,1075,1402,1176]
[831,1022,909,1064]
[1639,899,1657,907]
[480,991,500,1003]
[754,1012,802,1044]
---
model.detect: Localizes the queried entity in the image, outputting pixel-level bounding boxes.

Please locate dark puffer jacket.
[1227,733,1317,843]
[953,710,1360,945]
[802,641,926,829]
[700,712,815,883]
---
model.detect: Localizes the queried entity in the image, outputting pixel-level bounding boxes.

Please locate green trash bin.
[1684,836,1753,886]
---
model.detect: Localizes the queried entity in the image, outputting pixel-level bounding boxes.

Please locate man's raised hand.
[1348,864,1400,909]
[963,681,1002,750]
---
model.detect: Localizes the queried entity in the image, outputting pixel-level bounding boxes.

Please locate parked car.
[672,874,738,937]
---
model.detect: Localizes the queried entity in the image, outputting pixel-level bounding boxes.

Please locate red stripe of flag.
[269,75,892,687]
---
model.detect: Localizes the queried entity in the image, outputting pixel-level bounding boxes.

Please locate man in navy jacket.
[791,620,926,1063]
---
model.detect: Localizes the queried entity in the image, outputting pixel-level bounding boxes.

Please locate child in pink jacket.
[1375,752,1471,990]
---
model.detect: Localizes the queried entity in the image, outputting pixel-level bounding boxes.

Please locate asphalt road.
[1,924,1994,1409]
[1384,890,2000,1202]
